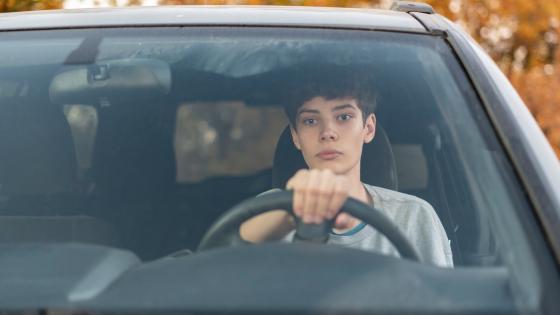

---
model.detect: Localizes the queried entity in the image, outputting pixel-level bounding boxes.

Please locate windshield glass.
[0,27,530,266]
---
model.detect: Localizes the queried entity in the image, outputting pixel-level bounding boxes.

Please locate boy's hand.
[286,169,358,230]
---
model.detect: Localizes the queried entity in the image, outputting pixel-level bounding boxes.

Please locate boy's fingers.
[293,184,304,217]
[303,170,321,223]
[334,213,356,229]
[314,170,334,223]
[288,170,307,217]
[287,169,350,225]
[334,213,348,228]
[327,179,347,219]
[286,169,305,190]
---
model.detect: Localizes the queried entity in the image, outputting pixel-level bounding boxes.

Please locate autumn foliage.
[0,0,62,11]
[425,0,560,156]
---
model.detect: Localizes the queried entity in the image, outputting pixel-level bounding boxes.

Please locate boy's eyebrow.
[297,108,320,115]
[297,103,357,116]
[332,104,357,111]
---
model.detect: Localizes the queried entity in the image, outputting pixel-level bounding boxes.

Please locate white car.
[0,1,559,314]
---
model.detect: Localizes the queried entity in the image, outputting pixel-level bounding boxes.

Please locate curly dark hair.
[282,64,377,128]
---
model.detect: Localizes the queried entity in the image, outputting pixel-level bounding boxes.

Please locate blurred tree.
[0,0,62,11]
[425,0,560,74]
[510,55,560,156]
[423,0,560,154]
[160,0,382,9]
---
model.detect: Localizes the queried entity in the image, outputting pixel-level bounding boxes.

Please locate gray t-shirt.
[265,184,453,268]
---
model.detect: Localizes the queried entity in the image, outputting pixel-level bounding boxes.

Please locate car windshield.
[0,27,531,267]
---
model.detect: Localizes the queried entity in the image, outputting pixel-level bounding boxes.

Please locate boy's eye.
[302,118,317,125]
[337,114,353,121]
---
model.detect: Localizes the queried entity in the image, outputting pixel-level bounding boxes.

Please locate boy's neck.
[343,162,370,203]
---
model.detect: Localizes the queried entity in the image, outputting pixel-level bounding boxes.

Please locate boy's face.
[290,96,376,176]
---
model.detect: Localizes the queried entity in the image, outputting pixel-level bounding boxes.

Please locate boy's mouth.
[316,150,342,160]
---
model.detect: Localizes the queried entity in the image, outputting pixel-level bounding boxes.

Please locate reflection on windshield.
[0,27,527,266]
[174,102,286,182]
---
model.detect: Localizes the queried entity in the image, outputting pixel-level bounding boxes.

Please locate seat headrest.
[0,98,78,196]
[90,100,176,200]
[272,124,398,190]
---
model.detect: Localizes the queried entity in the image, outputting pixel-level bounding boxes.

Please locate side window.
[63,104,98,181]
[174,102,287,182]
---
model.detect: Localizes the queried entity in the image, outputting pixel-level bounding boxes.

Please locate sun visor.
[49,59,171,105]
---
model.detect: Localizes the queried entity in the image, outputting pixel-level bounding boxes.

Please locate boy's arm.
[240,211,295,242]
[240,188,296,242]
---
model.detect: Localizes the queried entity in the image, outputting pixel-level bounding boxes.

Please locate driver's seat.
[271,124,398,190]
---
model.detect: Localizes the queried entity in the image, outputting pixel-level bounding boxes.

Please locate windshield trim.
[0,6,428,32]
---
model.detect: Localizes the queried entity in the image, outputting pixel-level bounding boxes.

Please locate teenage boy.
[240,68,453,267]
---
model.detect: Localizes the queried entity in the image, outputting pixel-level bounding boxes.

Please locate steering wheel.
[197,190,421,262]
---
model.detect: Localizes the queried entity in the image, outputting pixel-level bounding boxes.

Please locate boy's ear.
[364,113,376,144]
[290,125,301,150]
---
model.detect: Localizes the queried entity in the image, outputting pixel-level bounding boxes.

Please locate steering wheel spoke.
[293,218,333,243]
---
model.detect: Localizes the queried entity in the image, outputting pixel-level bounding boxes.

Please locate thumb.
[334,213,355,230]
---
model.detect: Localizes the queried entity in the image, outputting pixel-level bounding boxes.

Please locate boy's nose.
[320,127,338,141]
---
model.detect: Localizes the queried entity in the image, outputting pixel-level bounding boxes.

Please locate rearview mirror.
[49,58,171,105]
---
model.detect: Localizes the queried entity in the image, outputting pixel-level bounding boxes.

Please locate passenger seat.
[0,97,120,246]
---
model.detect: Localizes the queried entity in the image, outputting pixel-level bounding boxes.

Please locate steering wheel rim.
[197,190,421,262]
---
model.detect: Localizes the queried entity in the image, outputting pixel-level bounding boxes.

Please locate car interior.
[0,28,501,267]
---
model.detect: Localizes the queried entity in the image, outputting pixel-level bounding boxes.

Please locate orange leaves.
[158,0,383,7]
[511,64,560,156]
[0,0,62,12]
[422,0,560,157]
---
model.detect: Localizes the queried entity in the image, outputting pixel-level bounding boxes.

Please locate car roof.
[0,5,429,32]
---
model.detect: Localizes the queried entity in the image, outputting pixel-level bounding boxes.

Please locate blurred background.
[2,0,559,157]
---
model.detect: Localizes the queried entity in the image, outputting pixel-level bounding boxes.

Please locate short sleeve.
[411,201,454,268]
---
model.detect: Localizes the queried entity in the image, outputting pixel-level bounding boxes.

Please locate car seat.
[87,99,177,260]
[0,97,120,246]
